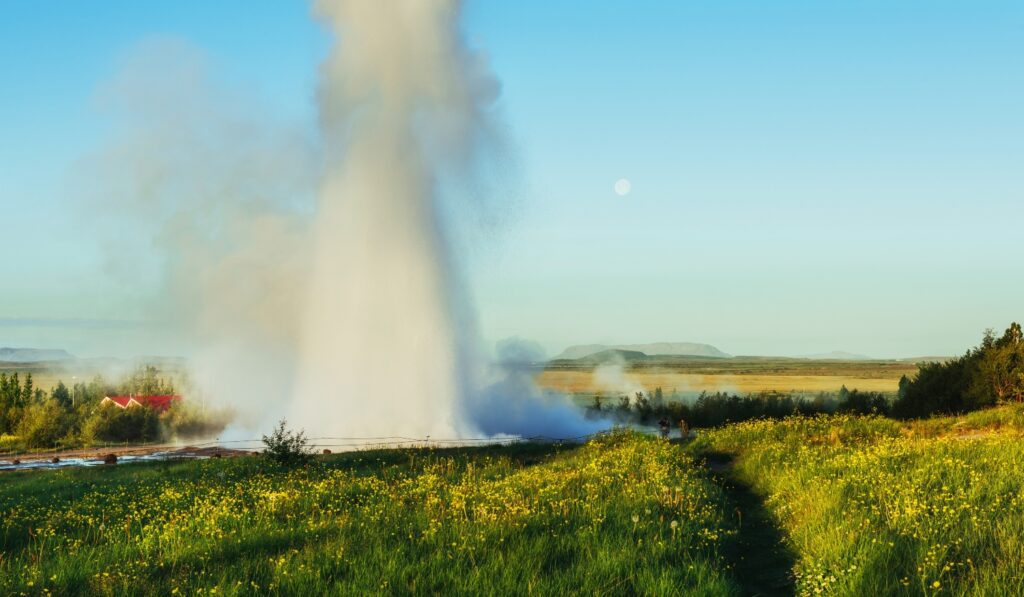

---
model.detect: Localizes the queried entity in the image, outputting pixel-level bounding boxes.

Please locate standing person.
[658,418,670,439]
[678,419,689,439]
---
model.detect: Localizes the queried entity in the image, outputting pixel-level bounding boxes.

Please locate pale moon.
[614,178,632,196]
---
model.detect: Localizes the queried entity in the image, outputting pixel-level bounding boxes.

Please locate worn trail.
[702,450,796,597]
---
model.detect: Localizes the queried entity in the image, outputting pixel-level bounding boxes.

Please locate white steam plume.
[289,0,601,440]
[81,38,315,430]
[85,4,603,442]
[469,338,607,439]
[593,354,648,399]
[289,0,493,439]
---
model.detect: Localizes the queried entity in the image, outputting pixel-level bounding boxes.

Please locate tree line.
[587,385,892,429]
[0,366,227,450]
[893,322,1024,418]
[584,322,1023,428]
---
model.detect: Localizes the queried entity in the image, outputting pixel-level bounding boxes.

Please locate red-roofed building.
[101,395,182,413]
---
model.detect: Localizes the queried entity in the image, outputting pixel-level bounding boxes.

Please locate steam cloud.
[87,1,603,441]
[593,354,648,399]
[469,338,606,439]
[291,0,601,440]
[82,37,315,431]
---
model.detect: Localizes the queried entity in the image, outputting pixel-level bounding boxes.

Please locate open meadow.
[1,433,742,595]
[5,406,1024,595]
[2,0,1021,594]
[537,370,904,396]
[694,405,1024,595]
[536,358,919,397]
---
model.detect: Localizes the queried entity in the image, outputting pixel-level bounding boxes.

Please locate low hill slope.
[556,342,730,360]
[0,347,73,363]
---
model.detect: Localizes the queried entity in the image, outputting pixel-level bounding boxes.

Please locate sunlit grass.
[0,431,741,595]
[693,405,1024,595]
[10,407,1024,595]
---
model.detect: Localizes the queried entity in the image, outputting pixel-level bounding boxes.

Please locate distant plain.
[2,356,925,398]
[537,358,922,396]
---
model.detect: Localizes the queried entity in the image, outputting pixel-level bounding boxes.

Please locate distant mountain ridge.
[555,342,730,360]
[0,347,74,363]
[567,349,649,365]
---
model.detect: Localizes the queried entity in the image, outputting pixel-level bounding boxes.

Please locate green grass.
[691,405,1024,595]
[9,407,1024,595]
[1,432,745,596]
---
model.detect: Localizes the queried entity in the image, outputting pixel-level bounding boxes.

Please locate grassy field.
[536,358,919,397]
[692,405,1024,595]
[536,370,904,396]
[0,432,748,595]
[6,407,1024,595]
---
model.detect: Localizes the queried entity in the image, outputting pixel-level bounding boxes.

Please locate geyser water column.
[290,0,492,439]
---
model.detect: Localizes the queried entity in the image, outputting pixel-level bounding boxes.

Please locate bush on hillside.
[835,386,891,415]
[261,419,312,466]
[17,400,75,448]
[83,402,161,444]
[589,388,843,429]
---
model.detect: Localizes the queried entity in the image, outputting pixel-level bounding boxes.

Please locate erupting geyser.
[85,0,605,441]
[289,0,494,439]
[283,0,605,441]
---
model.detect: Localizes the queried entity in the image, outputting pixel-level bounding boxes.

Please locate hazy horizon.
[0,318,971,362]
[2,0,1021,361]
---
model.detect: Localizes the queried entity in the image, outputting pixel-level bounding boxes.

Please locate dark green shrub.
[18,401,74,448]
[84,403,161,443]
[261,419,312,466]
[893,323,1023,418]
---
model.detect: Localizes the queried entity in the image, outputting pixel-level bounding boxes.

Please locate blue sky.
[1,0,1022,358]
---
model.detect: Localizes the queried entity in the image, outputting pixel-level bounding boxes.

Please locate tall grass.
[11,408,1024,595]
[693,405,1024,595]
[1,432,741,595]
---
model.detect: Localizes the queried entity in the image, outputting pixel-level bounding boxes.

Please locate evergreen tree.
[897,375,910,401]
[52,382,72,409]
[651,387,664,409]
[974,322,1024,403]
[894,323,1024,417]
[9,373,20,407]
[21,374,34,406]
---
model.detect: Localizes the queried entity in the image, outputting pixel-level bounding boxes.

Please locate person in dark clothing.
[658,418,670,439]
